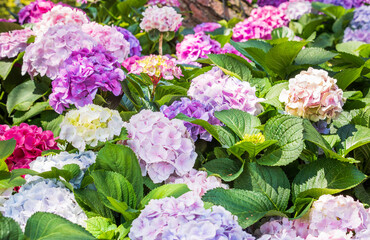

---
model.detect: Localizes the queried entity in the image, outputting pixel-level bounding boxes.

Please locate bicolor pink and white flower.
[140,6,183,32]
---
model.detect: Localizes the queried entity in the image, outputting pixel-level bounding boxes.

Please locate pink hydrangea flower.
[81,22,130,63]
[140,6,183,32]
[18,0,55,25]
[123,110,197,183]
[306,230,353,240]
[147,0,180,7]
[220,43,249,60]
[122,55,142,72]
[0,29,34,59]
[188,67,264,115]
[194,22,222,33]
[0,123,58,171]
[279,67,345,122]
[176,32,221,62]
[22,24,96,79]
[257,218,309,239]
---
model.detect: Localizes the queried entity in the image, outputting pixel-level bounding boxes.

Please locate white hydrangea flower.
[59,104,124,151]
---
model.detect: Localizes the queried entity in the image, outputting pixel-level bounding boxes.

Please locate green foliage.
[0,217,23,240]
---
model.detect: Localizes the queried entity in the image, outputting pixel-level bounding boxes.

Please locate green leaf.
[25,212,95,240]
[336,41,365,56]
[0,217,23,240]
[140,184,190,208]
[0,171,26,189]
[258,115,304,166]
[107,197,140,222]
[154,85,188,102]
[265,82,288,100]
[292,197,315,219]
[147,29,160,42]
[295,47,338,65]
[74,189,114,220]
[234,163,290,211]
[334,67,363,90]
[352,106,370,128]
[86,217,117,239]
[0,139,16,171]
[292,158,366,200]
[354,184,370,206]
[13,101,51,124]
[202,158,243,182]
[229,140,278,159]
[337,124,370,156]
[207,54,252,82]
[271,27,295,40]
[95,143,143,202]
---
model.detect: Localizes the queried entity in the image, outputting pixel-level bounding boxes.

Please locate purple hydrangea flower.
[49,45,125,113]
[257,0,288,7]
[194,22,222,33]
[160,98,221,142]
[115,27,142,56]
[18,0,55,25]
[343,5,370,43]
[316,0,365,8]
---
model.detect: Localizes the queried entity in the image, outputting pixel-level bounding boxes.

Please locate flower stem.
[158,33,164,56]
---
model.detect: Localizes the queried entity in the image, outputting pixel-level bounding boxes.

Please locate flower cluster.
[59,104,124,151]
[1,179,87,230]
[122,55,142,72]
[28,151,96,188]
[232,5,289,42]
[176,32,221,63]
[188,67,264,115]
[140,6,183,32]
[0,18,16,22]
[279,67,345,122]
[18,0,55,25]
[0,124,58,171]
[22,24,96,79]
[257,218,309,239]
[165,169,228,197]
[32,5,89,37]
[115,27,142,56]
[285,1,312,20]
[257,0,288,7]
[316,0,365,9]
[129,55,182,85]
[160,98,221,142]
[194,22,222,33]
[147,0,180,7]
[0,29,34,59]
[129,195,254,240]
[123,110,197,183]
[343,5,370,43]
[49,45,125,113]
[81,22,130,62]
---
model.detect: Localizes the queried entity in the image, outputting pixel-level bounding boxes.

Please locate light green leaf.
[155,85,188,102]
[337,124,370,156]
[13,101,51,124]
[265,82,288,100]
[335,67,363,90]
[229,140,278,159]
[0,139,16,171]
[0,217,23,240]
[202,158,243,182]
[295,47,338,65]
[336,41,365,56]
[140,184,190,209]
[207,54,252,82]
[86,217,117,239]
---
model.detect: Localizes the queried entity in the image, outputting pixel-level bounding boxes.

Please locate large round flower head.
[115,27,142,56]
[165,169,228,197]
[176,32,221,62]
[82,22,130,62]
[194,22,222,33]
[188,67,264,115]
[256,218,309,239]
[140,6,183,32]
[59,104,124,151]
[49,45,125,113]
[18,0,55,25]
[279,67,345,122]
[285,1,312,20]
[343,5,370,43]
[0,28,34,59]
[123,110,197,183]
[129,195,254,240]
[316,0,365,8]
[147,0,180,7]
[22,24,96,79]
[0,123,58,171]
[32,5,89,37]
[160,97,221,142]
[1,178,87,230]
[129,54,182,85]
[27,151,96,188]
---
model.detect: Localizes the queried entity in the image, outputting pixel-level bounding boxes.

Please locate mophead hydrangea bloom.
[1,179,87,230]
[343,5,370,43]
[0,29,34,59]
[22,24,96,79]
[32,5,89,36]
[82,22,130,62]
[140,6,183,32]
[279,67,345,122]
[0,124,58,171]
[49,45,125,113]
[129,195,254,240]
[123,110,197,183]
[194,22,222,33]
[316,0,365,8]
[115,27,142,56]
[18,0,55,25]
[257,218,309,239]
[160,97,221,142]
[147,0,180,7]
[285,1,312,20]
[176,32,221,62]
[188,67,263,115]
[59,104,124,151]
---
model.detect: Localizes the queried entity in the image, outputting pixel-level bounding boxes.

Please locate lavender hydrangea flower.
[49,45,125,113]
[257,0,288,7]
[194,22,222,33]
[160,98,221,142]
[316,0,365,8]
[343,5,370,43]
[312,120,330,134]
[115,27,142,56]
[286,1,312,20]
[257,218,309,239]
[0,29,34,59]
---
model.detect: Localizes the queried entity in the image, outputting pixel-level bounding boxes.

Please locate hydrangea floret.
[285,1,312,20]
[18,0,55,25]
[115,27,142,56]
[343,5,370,43]
[194,22,222,33]
[140,6,182,33]
[0,29,34,59]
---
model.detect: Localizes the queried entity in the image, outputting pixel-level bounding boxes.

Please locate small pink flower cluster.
[147,0,180,7]
[0,124,58,171]
[232,5,289,42]
[123,110,197,183]
[140,6,183,32]
[18,0,55,25]
[0,29,34,59]
[279,67,344,122]
[194,22,222,33]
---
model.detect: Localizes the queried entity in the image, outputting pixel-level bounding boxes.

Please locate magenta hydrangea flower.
[49,45,125,113]
[194,22,222,33]
[188,67,264,115]
[147,0,180,7]
[129,195,254,240]
[123,110,197,183]
[140,6,183,32]
[22,24,96,79]
[0,123,58,171]
[160,98,221,142]
[18,0,55,25]
[115,27,142,56]
[343,5,370,43]
[176,32,221,62]
[0,29,34,59]
[257,0,288,7]
[122,55,142,72]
